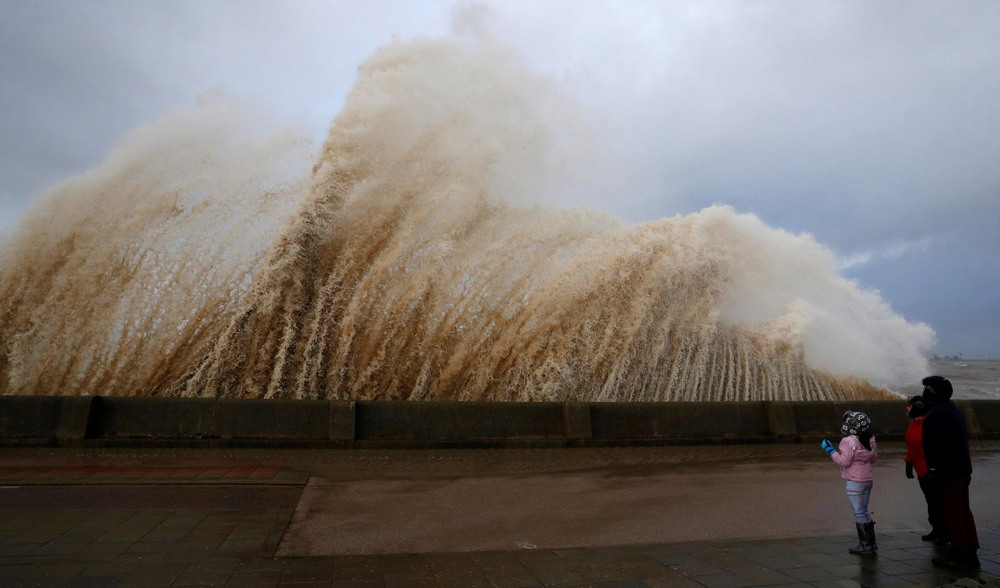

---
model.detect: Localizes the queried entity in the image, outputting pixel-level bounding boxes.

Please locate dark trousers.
[917,475,946,535]
[939,475,979,558]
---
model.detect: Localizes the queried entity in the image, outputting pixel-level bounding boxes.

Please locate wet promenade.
[1,441,998,587]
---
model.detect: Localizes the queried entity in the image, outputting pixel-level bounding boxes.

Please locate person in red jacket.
[903,395,947,543]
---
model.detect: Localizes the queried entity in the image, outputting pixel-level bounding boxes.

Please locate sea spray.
[0,101,311,396]
[0,39,934,400]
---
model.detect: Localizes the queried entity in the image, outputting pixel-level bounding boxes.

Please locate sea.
[890,359,1000,400]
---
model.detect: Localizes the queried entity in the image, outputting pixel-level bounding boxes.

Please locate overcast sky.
[1,0,998,358]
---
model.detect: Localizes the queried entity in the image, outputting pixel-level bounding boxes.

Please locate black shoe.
[921,530,949,543]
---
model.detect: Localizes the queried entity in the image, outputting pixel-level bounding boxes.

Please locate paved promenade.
[0,442,998,587]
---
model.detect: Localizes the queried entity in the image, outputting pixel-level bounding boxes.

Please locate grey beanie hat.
[841,411,872,436]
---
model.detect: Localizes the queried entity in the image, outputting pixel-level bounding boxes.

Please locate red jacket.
[904,416,928,478]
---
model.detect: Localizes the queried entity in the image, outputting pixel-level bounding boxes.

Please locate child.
[904,395,947,543]
[821,410,878,554]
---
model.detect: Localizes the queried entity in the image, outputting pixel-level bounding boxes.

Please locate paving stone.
[283,565,336,583]
[167,540,225,557]
[432,572,493,588]
[668,559,732,577]
[27,561,91,577]
[519,559,592,586]
[384,577,437,588]
[81,560,142,577]
[644,578,708,588]
[332,565,382,582]
[583,565,650,582]
[174,561,239,587]
[31,541,92,556]
[13,540,63,555]
[382,565,433,580]
[228,568,285,585]
[0,563,39,579]
[809,580,865,588]
[782,565,838,582]
[0,446,998,588]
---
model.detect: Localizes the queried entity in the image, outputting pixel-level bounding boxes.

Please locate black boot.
[864,521,877,553]
[849,522,876,555]
[920,529,949,544]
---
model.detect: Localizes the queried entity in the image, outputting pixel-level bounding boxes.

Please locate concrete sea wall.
[1,396,998,448]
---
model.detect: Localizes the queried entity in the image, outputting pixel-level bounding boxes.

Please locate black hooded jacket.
[921,399,973,478]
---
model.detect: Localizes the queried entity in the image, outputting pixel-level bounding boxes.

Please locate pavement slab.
[0,442,998,587]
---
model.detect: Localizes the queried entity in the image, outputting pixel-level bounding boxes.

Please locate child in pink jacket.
[822,411,878,555]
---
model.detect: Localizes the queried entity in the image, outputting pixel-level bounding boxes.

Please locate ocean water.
[0,38,936,402]
[891,360,1000,400]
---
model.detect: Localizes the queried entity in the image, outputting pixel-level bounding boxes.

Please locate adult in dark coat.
[921,375,980,570]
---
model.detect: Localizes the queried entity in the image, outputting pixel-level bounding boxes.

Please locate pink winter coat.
[830,435,878,481]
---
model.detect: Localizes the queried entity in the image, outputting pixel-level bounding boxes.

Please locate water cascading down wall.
[0,39,933,402]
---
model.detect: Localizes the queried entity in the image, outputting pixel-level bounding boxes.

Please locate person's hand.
[905,461,914,479]
[924,468,937,482]
[821,439,837,455]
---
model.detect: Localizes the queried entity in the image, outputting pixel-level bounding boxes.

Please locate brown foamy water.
[0,39,934,402]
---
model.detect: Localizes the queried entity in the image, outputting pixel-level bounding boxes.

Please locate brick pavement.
[0,446,998,587]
